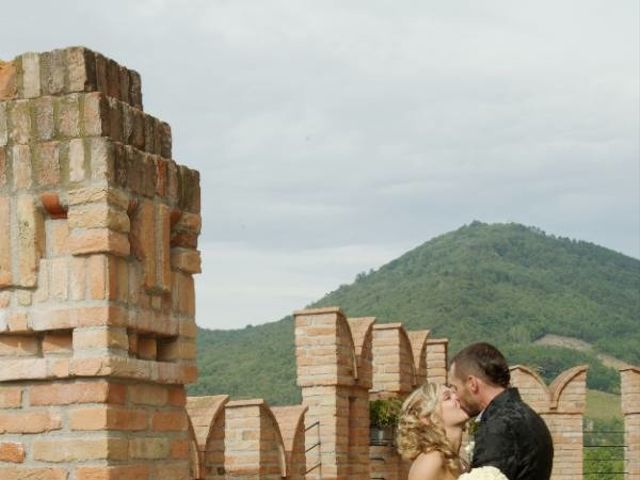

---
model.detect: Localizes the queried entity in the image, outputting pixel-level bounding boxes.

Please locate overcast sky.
[2,0,638,330]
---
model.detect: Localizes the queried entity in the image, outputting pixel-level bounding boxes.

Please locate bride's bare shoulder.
[408,451,445,480]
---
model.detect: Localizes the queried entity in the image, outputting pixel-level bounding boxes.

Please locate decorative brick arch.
[272,405,309,480]
[348,317,376,389]
[510,364,588,480]
[407,329,430,386]
[371,323,417,399]
[185,395,229,479]
[224,399,288,479]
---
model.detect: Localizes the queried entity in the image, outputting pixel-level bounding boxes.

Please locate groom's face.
[448,362,483,417]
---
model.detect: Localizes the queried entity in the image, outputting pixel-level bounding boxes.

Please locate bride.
[396,383,470,480]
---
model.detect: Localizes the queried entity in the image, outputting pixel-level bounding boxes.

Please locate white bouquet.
[459,466,509,480]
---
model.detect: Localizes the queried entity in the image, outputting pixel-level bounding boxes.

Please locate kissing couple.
[397,343,554,480]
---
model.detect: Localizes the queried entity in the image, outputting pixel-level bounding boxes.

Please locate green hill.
[191,222,640,405]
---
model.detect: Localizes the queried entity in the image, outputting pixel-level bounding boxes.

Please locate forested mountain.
[191,222,640,405]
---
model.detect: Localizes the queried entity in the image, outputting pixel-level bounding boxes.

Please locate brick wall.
[0,47,200,480]
[295,307,373,480]
[510,364,588,480]
[621,367,639,480]
[425,338,448,384]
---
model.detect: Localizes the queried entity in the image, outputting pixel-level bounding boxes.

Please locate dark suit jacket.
[472,388,553,480]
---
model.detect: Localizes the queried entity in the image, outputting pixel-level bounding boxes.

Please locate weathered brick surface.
[371,323,417,397]
[621,367,640,480]
[425,338,448,384]
[0,47,200,480]
[224,399,288,480]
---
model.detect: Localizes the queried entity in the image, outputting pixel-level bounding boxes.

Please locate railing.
[305,420,322,477]
[583,430,626,479]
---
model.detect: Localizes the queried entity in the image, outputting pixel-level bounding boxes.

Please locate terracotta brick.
[42,332,73,354]
[12,144,32,189]
[69,204,129,232]
[0,195,11,287]
[8,100,31,144]
[16,194,44,288]
[138,336,157,360]
[152,411,187,432]
[68,138,86,182]
[170,439,190,459]
[0,62,17,101]
[21,52,41,98]
[95,53,108,96]
[66,47,93,92]
[47,219,70,257]
[49,257,69,300]
[0,442,25,463]
[36,142,61,186]
[56,94,80,138]
[82,92,107,137]
[68,229,129,257]
[0,411,62,433]
[69,256,87,300]
[30,381,119,405]
[129,437,170,459]
[69,406,148,431]
[0,387,22,408]
[0,147,7,185]
[152,463,191,480]
[157,203,171,292]
[170,249,201,274]
[34,95,55,141]
[86,254,107,300]
[73,326,128,351]
[33,437,127,462]
[41,49,65,96]
[128,383,168,406]
[76,465,150,480]
[89,137,114,181]
[0,335,39,357]
[129,199,155,290]
[0,467,67,480]
[67,185,129,210]
[10,290,33,306]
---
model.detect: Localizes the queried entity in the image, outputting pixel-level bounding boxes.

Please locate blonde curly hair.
[396,383,462,475]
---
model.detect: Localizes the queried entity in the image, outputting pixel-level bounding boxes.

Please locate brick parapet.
[510,365,587,480]
[224,399,287,479]
[371,323,416,398]
[621,366,640,480]
[425,338,448,385]
[295,307,374,480]
[295,307,358,388]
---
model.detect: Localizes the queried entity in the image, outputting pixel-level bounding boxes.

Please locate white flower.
[459,466,509,480]
[463,439,475,462]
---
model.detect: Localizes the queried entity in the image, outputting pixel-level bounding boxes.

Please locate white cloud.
[0,0,637,328]
[196,241,409,329]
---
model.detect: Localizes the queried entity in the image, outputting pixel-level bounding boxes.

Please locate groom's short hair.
[450,342,510,388]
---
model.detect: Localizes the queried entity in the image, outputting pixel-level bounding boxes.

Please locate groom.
[448,343,553,480]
